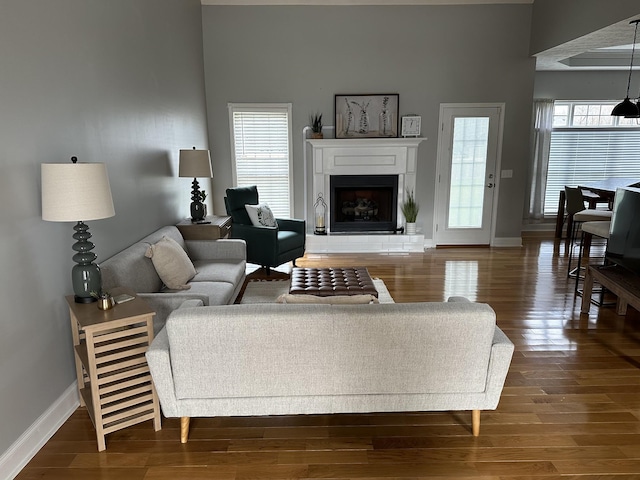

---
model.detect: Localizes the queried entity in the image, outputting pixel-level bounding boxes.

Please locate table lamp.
[179,147,213,222]
[41,157,115,303]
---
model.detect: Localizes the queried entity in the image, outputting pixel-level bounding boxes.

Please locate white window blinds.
[544,129,640,215]
[229,104,292,218]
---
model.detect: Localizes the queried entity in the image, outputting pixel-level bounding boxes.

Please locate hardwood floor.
[16,234,640,479]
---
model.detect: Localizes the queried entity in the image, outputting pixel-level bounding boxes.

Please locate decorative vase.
[311,132,323,139]
[405,222,417,235]
[379,111,393,136]
[191,201,205,222]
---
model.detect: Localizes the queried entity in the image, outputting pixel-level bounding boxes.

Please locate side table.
[66,287,161,451]
[581,264,640,315]
[176,215,232,240]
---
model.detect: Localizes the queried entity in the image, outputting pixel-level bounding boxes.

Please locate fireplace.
[330,175,398,233]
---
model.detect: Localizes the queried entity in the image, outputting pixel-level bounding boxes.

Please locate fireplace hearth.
[330,175,398,233]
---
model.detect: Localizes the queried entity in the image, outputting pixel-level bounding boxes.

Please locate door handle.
[486,183,494,188]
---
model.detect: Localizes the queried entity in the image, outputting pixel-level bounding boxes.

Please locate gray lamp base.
[72,221,102,303]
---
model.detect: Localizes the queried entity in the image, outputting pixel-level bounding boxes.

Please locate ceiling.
[536,18,640,71]
[199,0,640,72]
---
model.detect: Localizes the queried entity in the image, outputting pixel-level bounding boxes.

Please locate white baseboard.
[0,382,79,480]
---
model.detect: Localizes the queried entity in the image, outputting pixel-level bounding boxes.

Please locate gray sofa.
[100,226,246,334]
[146,297,514,442]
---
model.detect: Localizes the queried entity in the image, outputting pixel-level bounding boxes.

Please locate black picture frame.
[334,94,399,139]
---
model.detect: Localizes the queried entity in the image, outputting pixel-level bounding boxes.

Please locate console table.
[67,287,161,451]
[581,264,640,315]
[176,215,231,240]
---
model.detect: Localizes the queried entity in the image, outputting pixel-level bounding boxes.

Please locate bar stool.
[575,220,611,304]
[564,186,612,278]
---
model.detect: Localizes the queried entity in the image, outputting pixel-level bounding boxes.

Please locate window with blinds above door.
[228,103,293,218]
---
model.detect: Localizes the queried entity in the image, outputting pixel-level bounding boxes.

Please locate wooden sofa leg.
[180,417,190,443]
[472,410,480,436]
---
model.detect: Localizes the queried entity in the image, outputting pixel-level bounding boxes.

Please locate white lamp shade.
[179,149,213,178]
[41,162,115,222]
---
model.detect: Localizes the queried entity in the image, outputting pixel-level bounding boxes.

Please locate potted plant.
[200,190,208,217]
[401,189,419,235]
[310,113,323,139]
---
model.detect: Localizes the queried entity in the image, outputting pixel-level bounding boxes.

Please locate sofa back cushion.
[166,302,497,400]
[101,226,188,293]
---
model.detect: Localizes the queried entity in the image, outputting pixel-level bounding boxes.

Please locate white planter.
[405,222,417,235]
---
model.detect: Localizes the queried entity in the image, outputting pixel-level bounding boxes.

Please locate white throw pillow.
[245,203,277,228]
[145,236,196,290]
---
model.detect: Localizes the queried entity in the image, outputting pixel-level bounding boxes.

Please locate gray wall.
[202,5,536,240]
[530,0,640,54]
[0,0,209,459]
[535,70,633,101]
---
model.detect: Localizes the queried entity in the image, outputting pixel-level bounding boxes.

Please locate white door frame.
[433,103,505,246]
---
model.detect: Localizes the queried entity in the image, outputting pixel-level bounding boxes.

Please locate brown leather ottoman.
[289,267,378,297]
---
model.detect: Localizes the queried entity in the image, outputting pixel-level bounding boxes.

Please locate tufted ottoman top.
[289,267,378,297]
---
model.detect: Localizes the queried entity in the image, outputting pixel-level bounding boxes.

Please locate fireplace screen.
[330,175,398,233]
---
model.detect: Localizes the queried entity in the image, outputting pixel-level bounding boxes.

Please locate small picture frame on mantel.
[401,115,421,138]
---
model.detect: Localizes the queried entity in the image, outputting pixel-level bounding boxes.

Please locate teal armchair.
[225,186,305,274]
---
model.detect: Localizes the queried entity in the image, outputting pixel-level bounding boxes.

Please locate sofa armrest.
[277,218,305,234]
[484,326,515,409]
[447,296,471,303]
[178,299,204,309]
[146,328,179,418]
[138,293,211,336]
[185,238,247,261]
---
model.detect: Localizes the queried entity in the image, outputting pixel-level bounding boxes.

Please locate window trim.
[553,101,640,129]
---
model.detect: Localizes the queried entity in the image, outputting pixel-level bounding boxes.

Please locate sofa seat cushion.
[191,260,246,286]
[163,281,236,306]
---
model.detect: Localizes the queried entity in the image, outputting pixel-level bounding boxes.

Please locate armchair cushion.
[278,230,303,252]
[226,185,258,224]
[145,236,196,290]
[245,203,277,228]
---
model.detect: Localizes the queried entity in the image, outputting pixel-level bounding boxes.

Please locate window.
[543,101,640,215]
[228,103,293,218]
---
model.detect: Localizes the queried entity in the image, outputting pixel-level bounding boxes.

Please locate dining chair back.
[564,186,612,277]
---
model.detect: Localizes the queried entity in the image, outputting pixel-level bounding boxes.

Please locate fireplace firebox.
[330,175,398,233]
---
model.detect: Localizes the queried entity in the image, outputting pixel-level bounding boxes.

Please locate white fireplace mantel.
[307,137,425,233]
[304,137,426,253]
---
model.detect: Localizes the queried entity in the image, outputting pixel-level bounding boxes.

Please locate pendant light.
[612,19,640,117]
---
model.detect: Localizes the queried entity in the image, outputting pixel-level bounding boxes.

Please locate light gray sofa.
[100,226,246,335]
[146,297,514,442]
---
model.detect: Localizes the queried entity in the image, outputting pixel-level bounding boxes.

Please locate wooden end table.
[66,287,161,451]
[176,215,231,240]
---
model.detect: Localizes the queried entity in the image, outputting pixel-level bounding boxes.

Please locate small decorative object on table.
[401,188,419,235]
[91,290,115,310]
[314,193,327,235]
[401,115,421,137]
[310,113,323,139]
[113,293,135,304]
